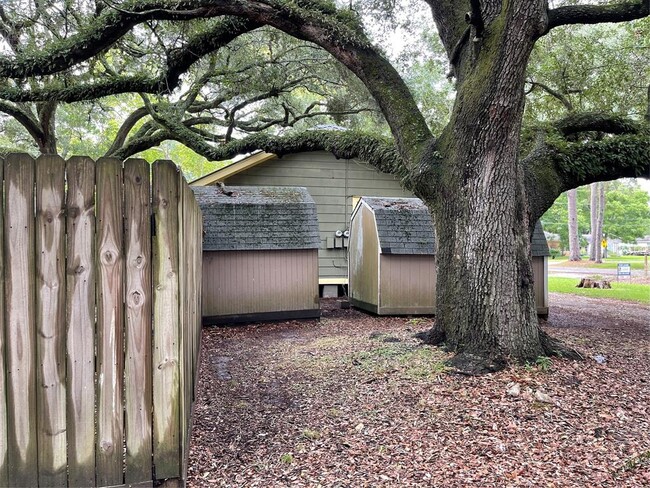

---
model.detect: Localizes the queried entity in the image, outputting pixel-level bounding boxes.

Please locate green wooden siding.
[221,151,413,281]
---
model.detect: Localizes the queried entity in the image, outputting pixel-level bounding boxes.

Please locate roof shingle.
[192,186,320,251]
[361,197,436,255]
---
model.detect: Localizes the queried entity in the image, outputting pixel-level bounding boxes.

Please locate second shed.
[193,185,320,324]
[349,197,437,315]
[349,197,551,317]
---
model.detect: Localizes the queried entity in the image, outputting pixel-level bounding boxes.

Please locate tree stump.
[577,278,611,289]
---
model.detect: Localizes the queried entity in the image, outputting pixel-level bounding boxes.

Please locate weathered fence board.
[96,158,125,487]
[4,153,38,487]
[178,177,203,481]
[179,177,190,480]
[35,154,68,487]
[0,158,6,488]
[152,160,181,479]
[65,156,97,487]
[124,159,153,483]
[0,154,201,488]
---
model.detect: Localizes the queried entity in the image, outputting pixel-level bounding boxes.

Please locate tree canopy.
[0,0,648,371]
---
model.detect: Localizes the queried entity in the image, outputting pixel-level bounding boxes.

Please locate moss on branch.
[554,133,650,183]
[0,17,258,103]
[144,105,404,176]
[554,112,643,137]
[524,127,650,223]
[547,1,650,32]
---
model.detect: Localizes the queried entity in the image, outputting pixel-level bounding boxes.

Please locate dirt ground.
[187,294,650,487]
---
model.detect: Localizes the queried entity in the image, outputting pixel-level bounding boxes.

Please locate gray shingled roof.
[361,197,436,255]
[531,221,550,257]
[360,197,550,257]
[191,186,320,251]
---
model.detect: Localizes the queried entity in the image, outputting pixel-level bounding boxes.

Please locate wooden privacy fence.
[0,154,203,487]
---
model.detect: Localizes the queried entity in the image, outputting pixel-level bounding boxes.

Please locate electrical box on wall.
[326,232,349,249]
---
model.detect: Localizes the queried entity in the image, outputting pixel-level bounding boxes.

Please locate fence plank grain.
[96,157,125,487]
[35,154,68,487]
[152,160,181,479]
[4,153,38,487]
[66,156,97,487]
[124,159,153,484]
[0,157,6,488]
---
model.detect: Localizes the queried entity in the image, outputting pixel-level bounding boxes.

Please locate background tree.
[0,0,648,372]
[542,180,650,251]
[604,180,650,242]
[596,182,606,261]
[567,189,581,260]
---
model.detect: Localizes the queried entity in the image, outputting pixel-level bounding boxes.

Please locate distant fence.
[0,154,202,487]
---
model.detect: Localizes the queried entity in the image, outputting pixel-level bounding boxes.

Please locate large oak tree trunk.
[419,2,575,372]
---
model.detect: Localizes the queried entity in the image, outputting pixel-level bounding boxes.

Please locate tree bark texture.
[596,182,606,262]
[589,182,599,261]
[420,1,551,368]
[567,189,581,261]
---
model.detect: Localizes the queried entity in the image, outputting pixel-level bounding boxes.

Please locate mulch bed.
[187,294,650,487]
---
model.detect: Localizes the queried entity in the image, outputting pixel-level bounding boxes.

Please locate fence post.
[0,157,6,488]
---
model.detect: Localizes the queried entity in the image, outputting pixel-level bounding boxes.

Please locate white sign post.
[617,263,631,282]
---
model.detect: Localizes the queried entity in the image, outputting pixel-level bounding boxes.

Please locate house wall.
[220,151,413,283]
[378,255,436,315]
[532,256,549,316]
[348,204,380,311]
[202,249,319,322]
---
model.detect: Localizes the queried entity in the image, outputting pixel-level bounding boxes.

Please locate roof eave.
[190,152,278,186]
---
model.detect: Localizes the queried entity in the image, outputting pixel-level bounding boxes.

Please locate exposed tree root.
[539,329,584,360]
[414,324,445,345]
[447,352,507,376]
[416,326,506,375]
[415,325,584,375]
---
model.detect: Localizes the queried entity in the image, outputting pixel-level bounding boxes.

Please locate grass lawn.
[552,255,648,270]
[548,276,650,304]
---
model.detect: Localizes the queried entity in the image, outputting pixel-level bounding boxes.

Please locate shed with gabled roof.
[191,150,414,293]
[349,197,437,315]
[349,197,551,317]
[193,185,320,324]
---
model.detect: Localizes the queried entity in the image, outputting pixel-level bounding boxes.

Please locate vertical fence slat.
[178,176,190,480]
[96,157,125,487]
[184,184,203,478]
[152,160,181,479]
[4,153,37,487]
[124,159,153,484]
[35,154,67,486]
[66,156,96,487]
[0,157,6,488]
[194,200,203,381]
[178,176,186,480]
[193,201,201,381]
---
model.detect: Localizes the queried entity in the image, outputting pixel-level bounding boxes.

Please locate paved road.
[547,260,648,279]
